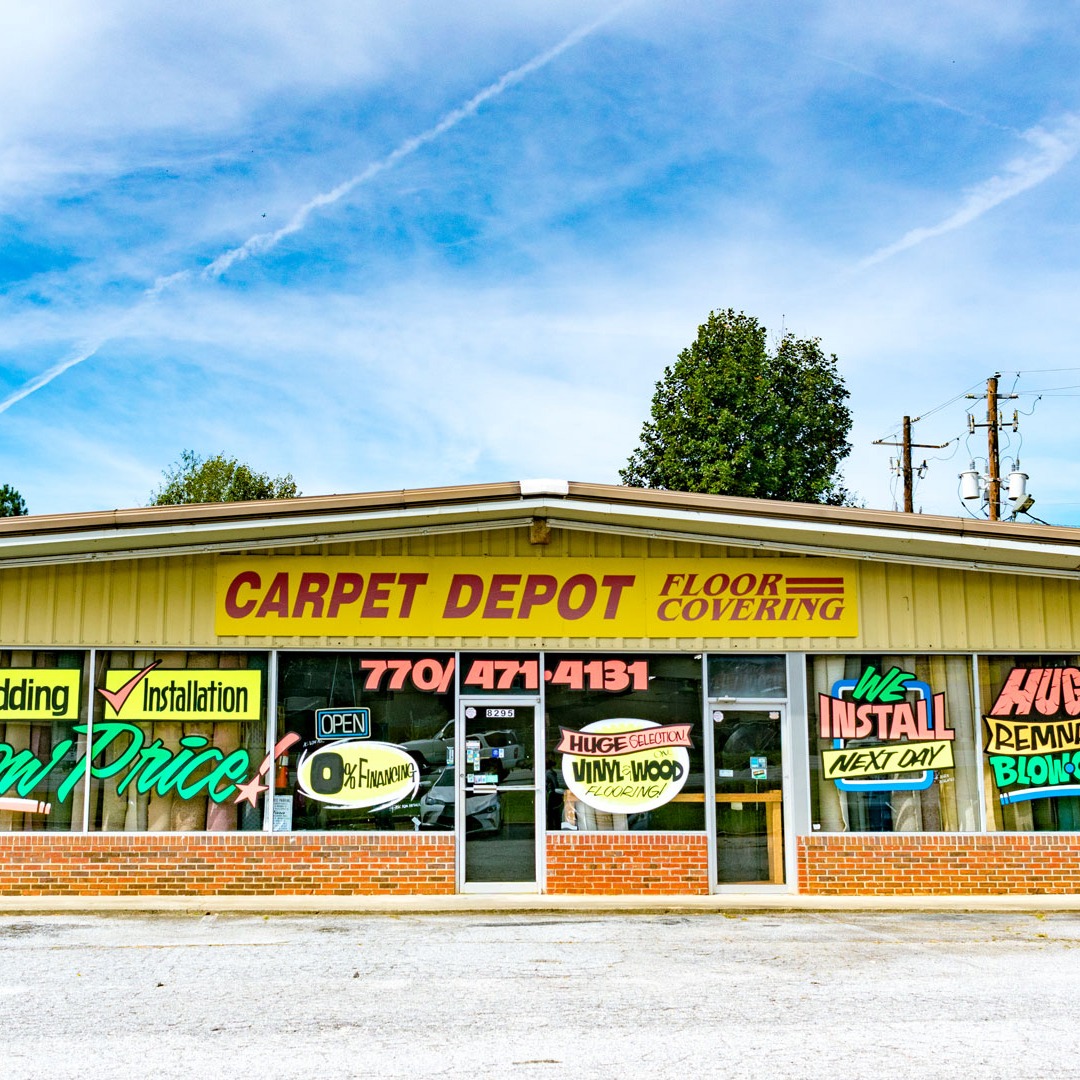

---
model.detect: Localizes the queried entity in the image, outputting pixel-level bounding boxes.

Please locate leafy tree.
[620,309,854,504]
[0,484,28,516]
[150,451,300,505]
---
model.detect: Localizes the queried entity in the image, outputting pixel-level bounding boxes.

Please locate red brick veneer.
[0,833,455,896]
[546,832,709,894]
[800,833,1080,894]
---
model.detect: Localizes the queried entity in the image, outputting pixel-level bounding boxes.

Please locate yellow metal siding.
[2,525,1078,652]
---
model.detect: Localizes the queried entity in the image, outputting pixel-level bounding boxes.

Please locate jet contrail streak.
[858,113,1080,269]
[0,9,621,416]
[204,8,621,278]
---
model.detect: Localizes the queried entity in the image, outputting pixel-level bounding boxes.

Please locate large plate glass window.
[276,652,454,832]
[807,654,980,832]
[544,653,704,832]
[0,650,88,833]
[89,651,268,832]
[979,654,1080,831]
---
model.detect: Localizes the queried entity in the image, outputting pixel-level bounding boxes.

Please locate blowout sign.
[818,665,954,791]
[215,556,857,639]
[558,718,693,814]
[984,667,1080,805]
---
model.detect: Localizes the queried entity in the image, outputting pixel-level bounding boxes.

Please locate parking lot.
[2,910,1077,1079]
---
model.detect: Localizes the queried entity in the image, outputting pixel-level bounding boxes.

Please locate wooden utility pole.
[967,374,1017,521]
[874,416,948,513]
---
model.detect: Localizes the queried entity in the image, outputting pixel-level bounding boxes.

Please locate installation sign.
[215,556,857,638]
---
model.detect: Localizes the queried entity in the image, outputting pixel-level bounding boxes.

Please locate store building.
[3,479,1080,898]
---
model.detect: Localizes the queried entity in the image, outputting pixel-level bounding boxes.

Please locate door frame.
[707,697,795,894]
[456,695,543,894]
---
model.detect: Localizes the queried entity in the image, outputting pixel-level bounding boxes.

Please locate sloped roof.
[1,480,1078,577]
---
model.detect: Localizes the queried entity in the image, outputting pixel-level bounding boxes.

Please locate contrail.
[206,7,624,279]
[858,113,1080,269]
[0,9,622,416]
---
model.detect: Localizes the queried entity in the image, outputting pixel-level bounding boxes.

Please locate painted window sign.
[0,664,283,810]
[101,664,261,721]
[985,667,1080,804]
[295,741,419,810]
[558,718,693,814]
[216,556,858,638]
[0,670,80,720]
[818,665,954,791]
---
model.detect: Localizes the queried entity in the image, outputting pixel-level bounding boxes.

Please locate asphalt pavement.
[2,910,1077,1079]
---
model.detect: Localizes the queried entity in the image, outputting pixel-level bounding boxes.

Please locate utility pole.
[967,374,1018,521]
[874,416,949,513]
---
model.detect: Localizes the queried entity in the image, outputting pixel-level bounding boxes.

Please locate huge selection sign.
[215,557,857,638]
[818,665,954,791]
[559,718,693,814]
[985,667,1080,805]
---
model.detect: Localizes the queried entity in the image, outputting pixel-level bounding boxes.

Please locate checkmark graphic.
[97,660,162,716]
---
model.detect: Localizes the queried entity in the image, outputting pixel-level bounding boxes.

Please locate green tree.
[150,451,300,506]
[0,484,28,516]
[620,309,854,504]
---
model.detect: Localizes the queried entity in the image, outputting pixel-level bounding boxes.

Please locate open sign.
[316,707,371,739]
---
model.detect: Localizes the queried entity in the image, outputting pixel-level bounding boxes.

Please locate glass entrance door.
[713,707,786,885]
[460,702,538,890]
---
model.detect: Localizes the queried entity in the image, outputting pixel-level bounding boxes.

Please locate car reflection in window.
[419,768,502,834]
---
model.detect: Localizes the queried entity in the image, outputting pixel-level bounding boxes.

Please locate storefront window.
[545,653,704,831]
[276,652,454,832]
[979,654,1080,831]
[808,654,980,832]
[89,651,268,832]
[0,650,88,833]
[708,654,787,699]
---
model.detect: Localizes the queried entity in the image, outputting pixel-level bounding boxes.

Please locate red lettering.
[518,575,558,618]
[291,572,330,618]
[396,573,428,617]
[989,667,1042,716]
[443,575,483,618]
[753,598,780,620]
[361,572,395,619]
[557,575,597,620]
[600,575,635,618]
[224,571,260,618]
[327,573,363,618]
[256,573,290,618]
[730,573,755,596]
[659,574,684,596]
[1064,669,1080,717]
[657,599,679,621]
[756,573,782,596]
[702,573,730,596]
[483,574,521,619]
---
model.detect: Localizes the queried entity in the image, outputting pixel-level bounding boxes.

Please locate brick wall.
[546,832,710,894]
[800,833,1080,894]
[0,833,455,896]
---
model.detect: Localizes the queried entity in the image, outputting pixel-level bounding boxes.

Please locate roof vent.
[519,479,570,496]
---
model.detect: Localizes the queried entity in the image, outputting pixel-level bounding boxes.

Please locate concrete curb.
[4,893,1080,915]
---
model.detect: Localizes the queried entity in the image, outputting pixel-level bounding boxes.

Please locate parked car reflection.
[419,768,502,834]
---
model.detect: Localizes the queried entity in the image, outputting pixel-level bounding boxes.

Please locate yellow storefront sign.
[215,557,857,638]
[0,669,80,720]
[102,668,262,721]
[821,739,954,781]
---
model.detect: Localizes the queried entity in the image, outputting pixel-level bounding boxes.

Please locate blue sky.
[3,1,1080,523]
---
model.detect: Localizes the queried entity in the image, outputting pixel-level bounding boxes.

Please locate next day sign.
[215,557,858,639]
